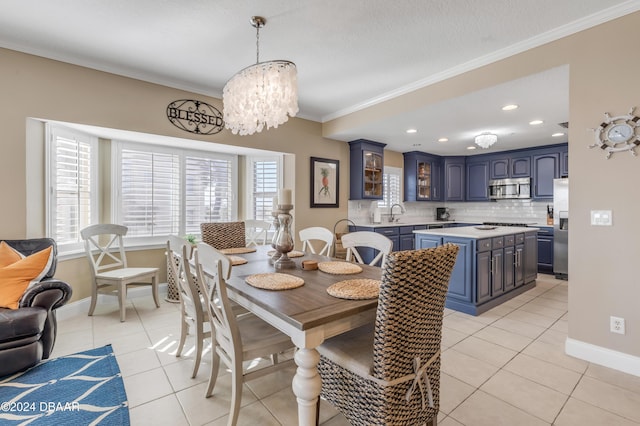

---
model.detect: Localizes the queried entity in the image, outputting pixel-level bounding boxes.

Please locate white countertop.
[414,225,538,239]
[350,220,458,228]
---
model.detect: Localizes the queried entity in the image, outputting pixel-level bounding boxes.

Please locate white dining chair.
[81,224,159,322]
[244,219,271,246]
[299,226,334,257]
[193,242,295,426]
[341,231,393,268]
[167,236,211,378]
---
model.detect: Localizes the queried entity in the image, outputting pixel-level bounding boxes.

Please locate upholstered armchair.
[0,238,72,377]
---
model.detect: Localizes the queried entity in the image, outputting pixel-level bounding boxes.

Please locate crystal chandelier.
[474,133,498,149]
[223,16,299,136]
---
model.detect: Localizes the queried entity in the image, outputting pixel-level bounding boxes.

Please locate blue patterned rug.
[0,344,129,425]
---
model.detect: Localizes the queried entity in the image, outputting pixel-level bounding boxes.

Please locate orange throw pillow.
[0,241,23,268]
[0,245,53,309]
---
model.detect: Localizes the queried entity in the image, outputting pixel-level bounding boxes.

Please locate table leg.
[292,347,322,426]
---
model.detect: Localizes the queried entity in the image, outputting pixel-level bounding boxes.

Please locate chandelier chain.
[255,24,260,64]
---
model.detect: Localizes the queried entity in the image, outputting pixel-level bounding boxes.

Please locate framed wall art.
[310,157,339,208]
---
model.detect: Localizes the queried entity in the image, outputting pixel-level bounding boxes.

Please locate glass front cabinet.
[349,139,386,200]
[403,151,442,201]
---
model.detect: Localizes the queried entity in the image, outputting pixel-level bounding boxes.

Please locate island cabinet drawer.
[375,227,399,237]
[399,226,414,234]
[492,237,504,249]
[515,233,525,244]
[477,238,492,252]
[504,235,515,246]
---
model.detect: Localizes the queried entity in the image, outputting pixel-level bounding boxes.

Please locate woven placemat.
[327,279,381,300]
[228,255,248,266]
[318,261,363,275]
[220,247,257,255]
[267,250,305,258]
[245,273,304,290]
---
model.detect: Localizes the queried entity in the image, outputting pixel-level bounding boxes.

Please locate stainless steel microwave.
[489,178,531,200]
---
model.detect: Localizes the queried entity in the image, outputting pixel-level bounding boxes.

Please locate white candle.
[278,189,292,205]
[272,196,279,212]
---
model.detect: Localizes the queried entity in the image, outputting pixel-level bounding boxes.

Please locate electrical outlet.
[610,316,625,335]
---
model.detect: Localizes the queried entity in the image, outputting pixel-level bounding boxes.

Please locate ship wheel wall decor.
[589,107,640,159]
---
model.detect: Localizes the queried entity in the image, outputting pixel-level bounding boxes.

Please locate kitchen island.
[414,226,538,315]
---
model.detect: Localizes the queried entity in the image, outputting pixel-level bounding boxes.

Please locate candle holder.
[274,204,295,270]
[269,209,282,265]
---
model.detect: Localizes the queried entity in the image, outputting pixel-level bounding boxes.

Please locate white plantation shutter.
[378,166,402,209]
[249,157,280,220]
[185,155,234,234]
[46,125,98,249]
[118,149,180,237]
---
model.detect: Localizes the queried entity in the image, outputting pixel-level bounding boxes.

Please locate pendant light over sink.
[223,16,299,136]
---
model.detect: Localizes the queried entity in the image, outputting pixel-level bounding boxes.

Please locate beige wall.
[2,11,639,361]
[326,12,640,360]
[1,48,349,302]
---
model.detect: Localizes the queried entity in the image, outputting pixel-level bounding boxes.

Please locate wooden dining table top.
[226,246,382,331]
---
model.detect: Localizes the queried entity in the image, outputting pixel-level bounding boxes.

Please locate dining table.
[224,245,382,426]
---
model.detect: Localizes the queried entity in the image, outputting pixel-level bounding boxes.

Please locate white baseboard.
[566,337,640,377]
[56,283,168,322]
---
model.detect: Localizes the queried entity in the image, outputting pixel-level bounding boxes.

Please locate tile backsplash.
[348,199,551,225]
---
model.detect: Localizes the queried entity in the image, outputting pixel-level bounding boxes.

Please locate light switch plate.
[591,210,613,226]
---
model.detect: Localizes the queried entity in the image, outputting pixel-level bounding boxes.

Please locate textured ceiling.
[1,1,638,154]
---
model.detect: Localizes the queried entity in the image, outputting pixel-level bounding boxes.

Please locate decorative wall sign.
[311,157,339,208]
[589,106,640,159]
[167,99,224,135]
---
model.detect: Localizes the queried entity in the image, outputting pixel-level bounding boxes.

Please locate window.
[247,156,281,221]
[113,141,237,243]
[378,166,402,209]
[46,124,98,252]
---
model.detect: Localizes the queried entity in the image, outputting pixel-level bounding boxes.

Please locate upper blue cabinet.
[489,154,531,179]
[444,156,466,201]
[403,151,443,202]
[349,139,386,200]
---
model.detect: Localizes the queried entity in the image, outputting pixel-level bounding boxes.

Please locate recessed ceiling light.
[552,132,565,137]
[529,120,544,125]
[406,128,417,134]
[502,104,519,111]
[412,143,421,147]
[438,138,448,142]
[466,146,477,150]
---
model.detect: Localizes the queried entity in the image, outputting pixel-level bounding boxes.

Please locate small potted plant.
[185,234,197,246]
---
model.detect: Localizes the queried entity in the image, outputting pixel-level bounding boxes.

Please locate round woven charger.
[220,247,257,255]
[228,255,247,266]
[317,261,363,275]
[267,250,305,258]
[327,279,381,300]
[245,273,304,290]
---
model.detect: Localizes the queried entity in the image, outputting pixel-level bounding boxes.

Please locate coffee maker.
[436,207,450,221]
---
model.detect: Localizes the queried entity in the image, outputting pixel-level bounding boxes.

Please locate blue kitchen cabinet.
[532,152,560,199]
[537,226,554,273]
[466,159,490,201]
[415,229,538,315]
[349,139,386,200]
[444,156,466,201]
[403,151,443,202]
[560,147,569,177]
[490,154,530,179]
[399,225,416,250]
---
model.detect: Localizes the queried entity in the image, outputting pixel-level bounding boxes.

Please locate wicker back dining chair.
[317,244,460,426]
[81,224,159,322]
[299,226,334,256]
[200,222,246,250]
[193,243,295,426]
[341,230,393,267]
[167,236,210,378]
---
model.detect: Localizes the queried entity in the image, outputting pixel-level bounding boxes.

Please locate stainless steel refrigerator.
[553,178,568,279]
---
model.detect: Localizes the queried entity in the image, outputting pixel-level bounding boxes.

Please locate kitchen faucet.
[389,203,405,222]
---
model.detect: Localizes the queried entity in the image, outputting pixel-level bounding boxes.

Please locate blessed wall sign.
[167,99,224,135]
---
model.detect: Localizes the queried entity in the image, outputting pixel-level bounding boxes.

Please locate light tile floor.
[52,274,640,425]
